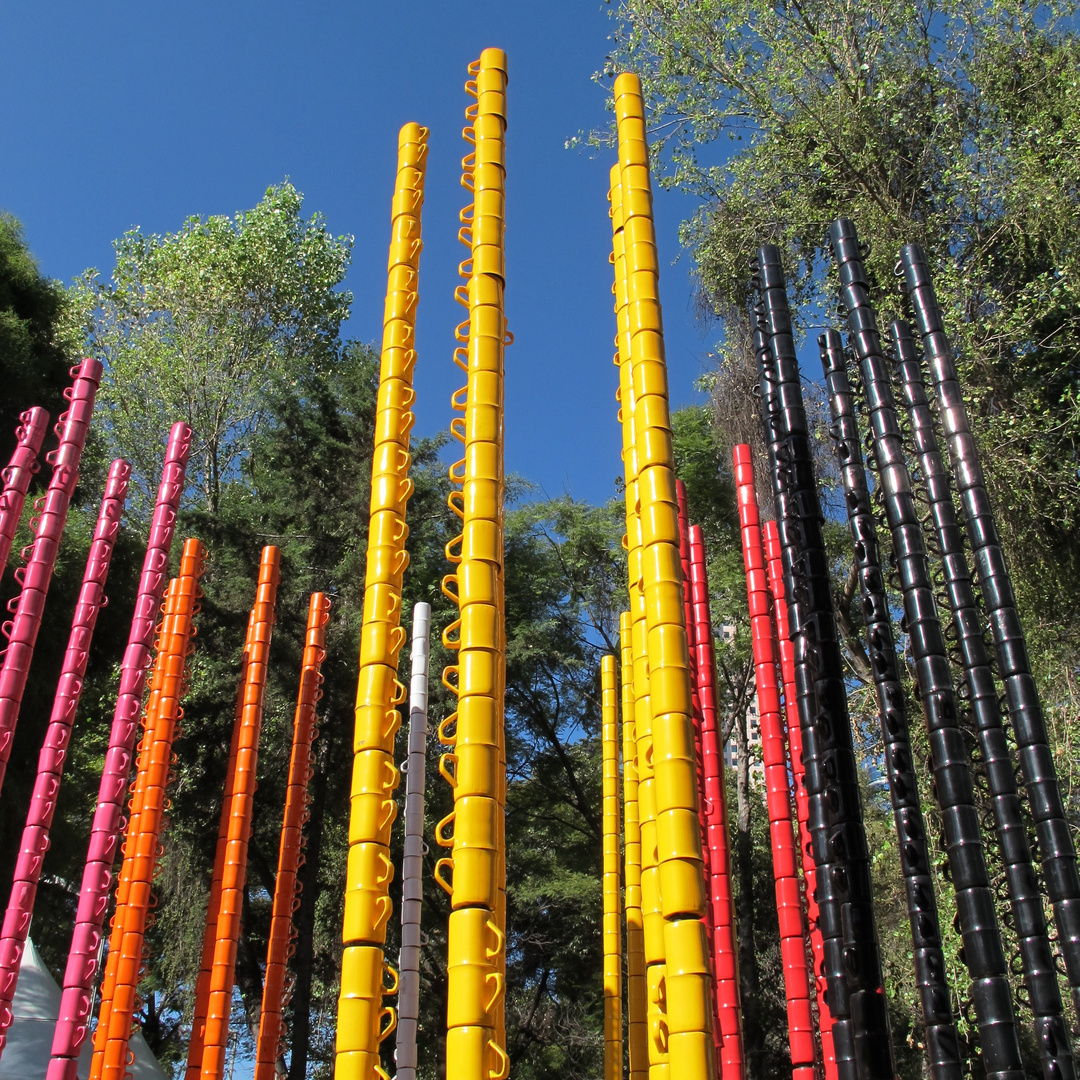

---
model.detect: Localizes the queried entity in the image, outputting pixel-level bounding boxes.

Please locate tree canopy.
[65,182,353,514]
[603,0,1080,625]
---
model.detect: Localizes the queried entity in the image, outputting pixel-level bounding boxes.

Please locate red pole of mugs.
[686,525,743,1079]
[762,517,835,1080]
[734,445,815,1080]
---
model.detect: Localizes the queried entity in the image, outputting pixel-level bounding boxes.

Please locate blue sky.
[0,2,723,509]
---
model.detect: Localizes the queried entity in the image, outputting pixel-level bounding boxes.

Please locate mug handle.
[382,962,400,996]
[484,971,504,1012]
[439,753,459,788]
[435,810,456,848]
[377,850,394,886]
[378,1005,397,1042]
[375,895,393,932]
[485,918,504,961]
[437,713,458,746]
[378,799,397,831]
[488,1038,510,1080]
[433,857,454,895]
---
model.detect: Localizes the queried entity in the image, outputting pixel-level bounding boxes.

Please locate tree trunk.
[734,705,761,1062]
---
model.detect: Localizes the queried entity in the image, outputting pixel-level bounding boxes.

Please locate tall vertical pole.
[435,47,510,1080]
[337,121,427,1080]
[676,484,713,979]
[687,526,743,1079]
[620,611,649,1080]
[186,612,254,1080]
[198,546,280,1080]
[254,594,330,1079]
[761,519,833,1080]
[732,445,815,1080]
[610,157,668,1080]
[601,655,623,1080]
[613,71,716,1080]
[395,601,430,1080]
[829,221,1023,1080]
[49,422,191,1080]
[753,245,893,1080]
[91,538,207,1080]
[819,327,965,1080]
[899,243,1080,1018]
[0,407,49,581]
[0,359,101,798]
[891,317,1073,1072]
[0,460,129,1054]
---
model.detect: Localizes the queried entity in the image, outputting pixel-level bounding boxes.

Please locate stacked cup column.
[602,656,623,1080]
[254,593,331,1079]
[336,121,428,1080]
[614,71,717,1080]
[687,526,743,1077]
[0,460,129,1051]
[436,48,510,1080]
[49,424,191,1080]
[733,446,816,1080]
[92,538,207,1080]
[610,162,669,1080]
[0,407,49,581]
[620,612,649,1080]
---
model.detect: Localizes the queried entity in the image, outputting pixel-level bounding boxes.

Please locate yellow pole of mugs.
[433,46,511,1080]
[611,162,669,1080]
[621,612,649,1080]
[602,655,624,1080]
[335,121,428,1080]
[614,71,717,1080]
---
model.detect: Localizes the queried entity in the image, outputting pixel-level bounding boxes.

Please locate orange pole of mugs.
[197,546,280,1080]
[335,120,428,1080]
[90,538,207,1080]
[184,608,255,1080]
[254,592,331,1079]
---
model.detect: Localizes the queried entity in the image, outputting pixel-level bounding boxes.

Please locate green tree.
[66,183,353,514]
[0,213,79,456]
[602,0,1080,626]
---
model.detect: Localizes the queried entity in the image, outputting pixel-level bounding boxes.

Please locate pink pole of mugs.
[0,459,130,1055]
[0,407,50,580]
[48,421,192,1080]
[0,360,102,798]
[734,445,815,1080]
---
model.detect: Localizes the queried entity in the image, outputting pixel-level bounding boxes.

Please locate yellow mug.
[448,907,504,964]
[446,1026,510,1080]
[342,883,393,943]
[350,749,398,797]
[348,793,396,846]
[347,841,395,889]
[446,963,505,1027]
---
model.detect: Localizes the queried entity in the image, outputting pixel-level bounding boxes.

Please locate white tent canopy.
[0,938,166,1080]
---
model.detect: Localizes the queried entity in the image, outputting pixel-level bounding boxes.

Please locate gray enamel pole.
[395,602,430,1080]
